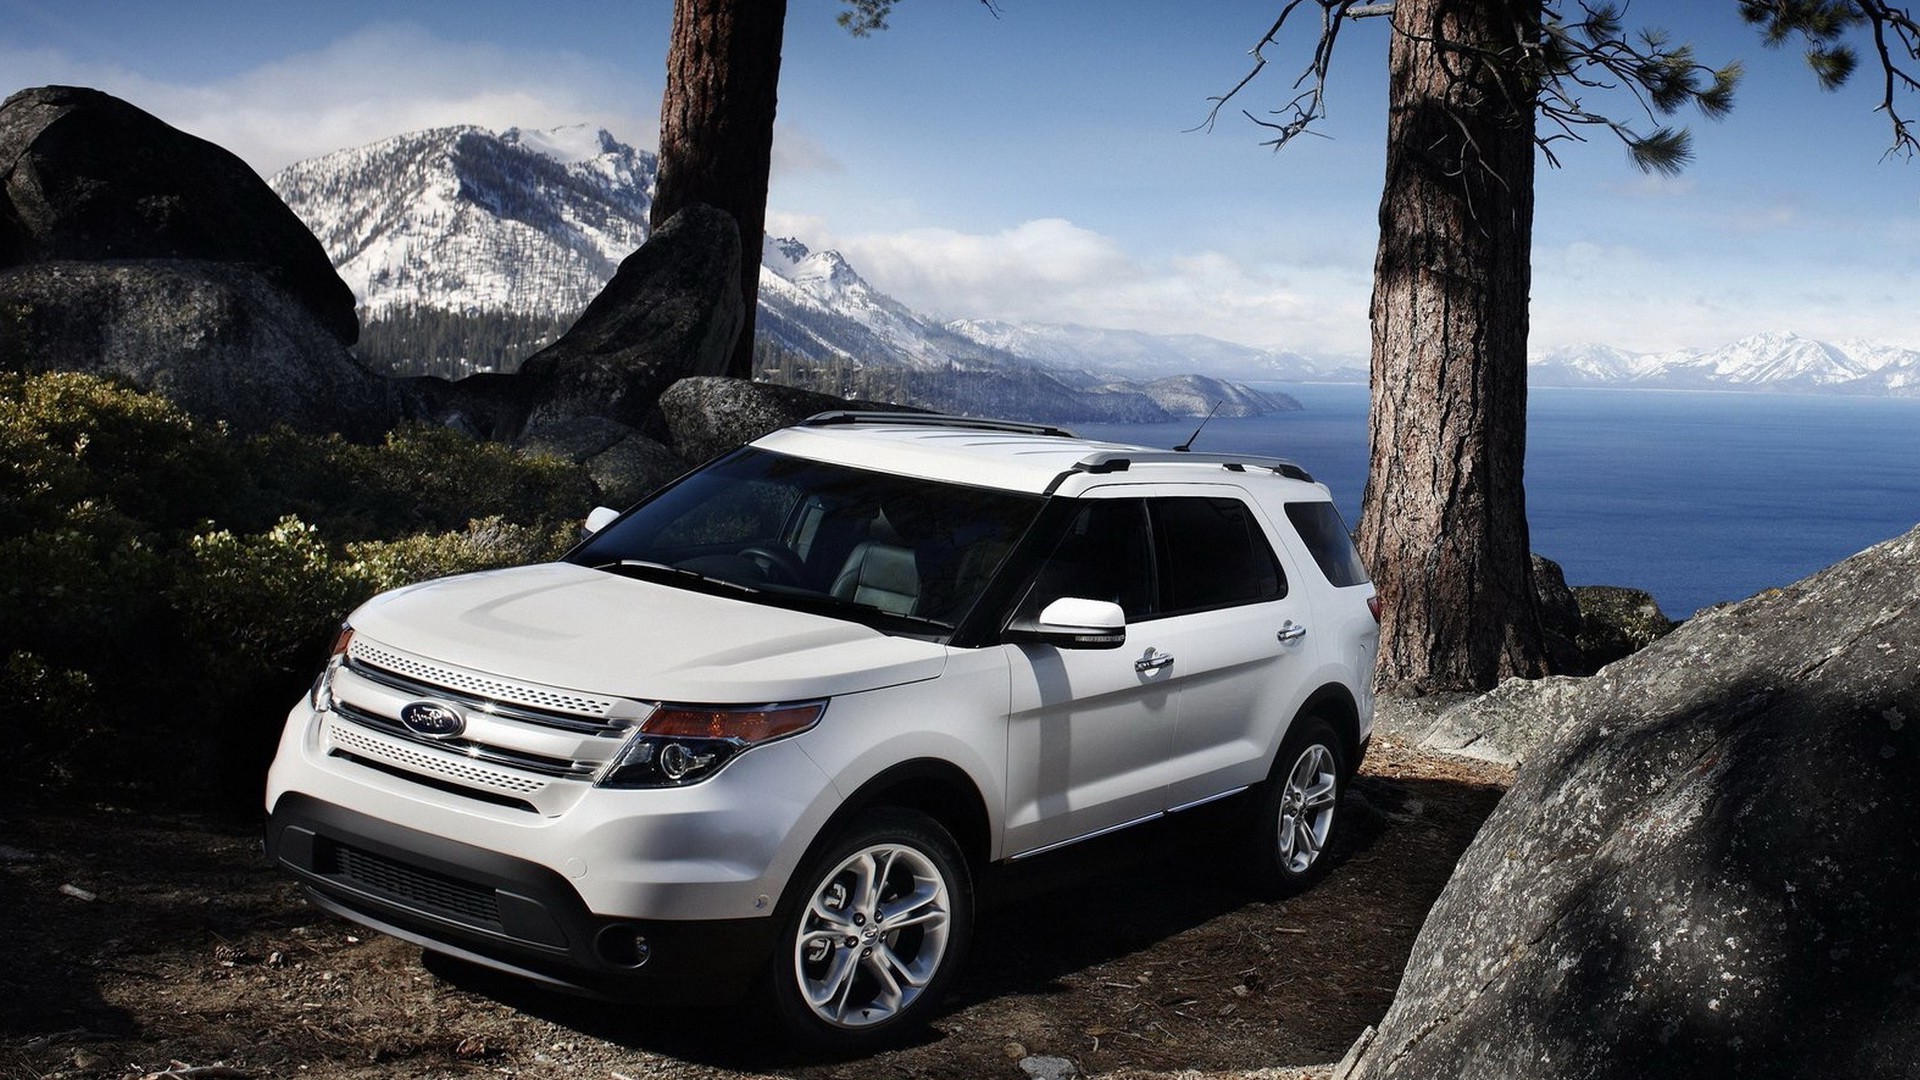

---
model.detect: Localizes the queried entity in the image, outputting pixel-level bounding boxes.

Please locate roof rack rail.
[799,411,1079,438]
[1071,449,1315,483]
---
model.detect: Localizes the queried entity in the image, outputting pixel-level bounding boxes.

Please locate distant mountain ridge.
[1529,333,1920,396]
[269,124,1918,402]
[270,125,1298,421]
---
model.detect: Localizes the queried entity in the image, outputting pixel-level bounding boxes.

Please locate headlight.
[308,623,354,711]
[596,701,825,788]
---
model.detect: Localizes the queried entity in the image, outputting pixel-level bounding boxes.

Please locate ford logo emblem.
[399,701,466,739]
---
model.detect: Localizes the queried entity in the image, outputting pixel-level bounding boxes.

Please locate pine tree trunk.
[1360,0,1548,693]
[651,0,787,381]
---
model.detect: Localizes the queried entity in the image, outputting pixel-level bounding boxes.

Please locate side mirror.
[1006,597,1127,650]
[583,506,620,535]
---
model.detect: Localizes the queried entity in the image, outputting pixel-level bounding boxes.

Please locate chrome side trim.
[1007,786,1253,861]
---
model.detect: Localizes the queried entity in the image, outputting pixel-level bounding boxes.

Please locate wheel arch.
[786,758,993,900]
[1294,681,1363,778]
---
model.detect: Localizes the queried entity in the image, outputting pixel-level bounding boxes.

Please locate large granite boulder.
[1347,524,1920,1080]
[1532,553,1586,674]
[517,414,689,509]
[0,85,356,344]
[514,204,743,436]
[657,376,922,465]
[1,260,389,438]
[1574,583,1679,668]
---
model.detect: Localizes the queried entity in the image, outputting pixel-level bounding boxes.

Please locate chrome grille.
[323,636,643,810]
[325,716,550,795]
[349,640,620,720]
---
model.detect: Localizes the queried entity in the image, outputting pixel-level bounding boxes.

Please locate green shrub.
[0,651,98,793]
[236,423,594,540]
[0,372,597,810]
[0,370,241,535]
[345,516,578,590]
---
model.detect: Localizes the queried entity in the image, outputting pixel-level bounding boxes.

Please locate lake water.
[1074,383,1920,618]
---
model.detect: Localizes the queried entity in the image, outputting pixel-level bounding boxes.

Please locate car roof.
[752,412,1328,498]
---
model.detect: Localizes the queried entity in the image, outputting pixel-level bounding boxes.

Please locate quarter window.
[1284,502,1370,587]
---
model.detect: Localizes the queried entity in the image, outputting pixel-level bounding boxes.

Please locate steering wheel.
[739,544,806,585]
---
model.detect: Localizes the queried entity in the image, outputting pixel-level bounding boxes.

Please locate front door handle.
[1276,622,1308,643]
[1134,648,1176,673]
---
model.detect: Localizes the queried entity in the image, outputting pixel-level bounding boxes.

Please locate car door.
[1148,490,1310,810]
[1001,496,1188,856]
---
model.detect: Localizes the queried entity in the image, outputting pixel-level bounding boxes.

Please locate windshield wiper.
[768,590,949,635]
[593,559,760,595]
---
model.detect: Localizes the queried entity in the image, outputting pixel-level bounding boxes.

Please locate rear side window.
[1153,497,1286,613]
[1285,501,1370,587]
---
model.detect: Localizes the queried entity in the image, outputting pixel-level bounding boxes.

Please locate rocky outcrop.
[1532,553,1586,674]
[398,204,745,450]
[1349,523,1920,1080]
[0,85,357,344]
[0,86,390,436]
[1573,584,1678,668]
[0,260,389,438]
[518,414,688,509]
[657,376,922,465]
[514,204,742,436]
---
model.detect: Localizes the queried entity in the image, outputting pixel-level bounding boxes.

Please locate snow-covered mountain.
[270,124,1916,403]
[269,124,655,318]
[757,236,1010,372]
[1529,333,1920,396]
[270,125,1297,420]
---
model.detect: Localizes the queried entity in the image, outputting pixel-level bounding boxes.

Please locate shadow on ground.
[3,744,1504,1079]
[415,748,1507,1077]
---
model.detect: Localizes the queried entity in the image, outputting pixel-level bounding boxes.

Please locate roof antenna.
[1173,400,1222,453]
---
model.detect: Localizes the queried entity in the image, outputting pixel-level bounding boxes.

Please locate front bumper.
[266,793,780,1001]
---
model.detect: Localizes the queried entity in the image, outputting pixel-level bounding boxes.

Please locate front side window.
[1013,498,1156,622]
[569,449,1044,635]
[1008,494,1285,627]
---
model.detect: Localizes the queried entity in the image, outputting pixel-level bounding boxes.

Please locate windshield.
[569,448,1046,635]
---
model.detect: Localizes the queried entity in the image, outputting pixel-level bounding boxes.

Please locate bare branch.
[1855,0,1920,156]
[1195,0,1365,150]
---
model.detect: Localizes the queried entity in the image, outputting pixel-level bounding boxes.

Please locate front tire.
[767,808,972,1049]
[1247,716,1346,896]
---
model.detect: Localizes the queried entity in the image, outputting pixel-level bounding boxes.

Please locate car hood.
[348,562,947,703]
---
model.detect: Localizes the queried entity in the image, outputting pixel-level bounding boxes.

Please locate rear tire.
[1246,716,1346,896]
[766,808,972,1049]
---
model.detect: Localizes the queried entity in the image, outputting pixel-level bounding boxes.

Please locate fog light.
[596,925,652,968]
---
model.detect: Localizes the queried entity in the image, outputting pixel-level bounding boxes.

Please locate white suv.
[264,412,1379,1047]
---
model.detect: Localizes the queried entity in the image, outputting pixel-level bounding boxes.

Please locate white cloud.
[802,217,1371,354]
[1531,245,1920,352]
[2,24,657,175]
[770,127,845,178]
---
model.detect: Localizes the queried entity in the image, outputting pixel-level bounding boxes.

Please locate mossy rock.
[1572,584,1677,669]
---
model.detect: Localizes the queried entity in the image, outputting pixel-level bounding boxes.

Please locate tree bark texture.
[1360,0,1549,692]
[651,0,787,381]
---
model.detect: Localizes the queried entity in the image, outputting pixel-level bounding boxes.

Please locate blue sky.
[4,0,1916,355]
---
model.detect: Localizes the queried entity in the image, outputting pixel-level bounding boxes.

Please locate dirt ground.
[1,735,1508,1080]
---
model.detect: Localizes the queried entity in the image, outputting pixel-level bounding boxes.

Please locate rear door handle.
[1276,622,1307,643]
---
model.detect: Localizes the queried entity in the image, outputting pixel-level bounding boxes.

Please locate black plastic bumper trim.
[265,792,780,1002]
